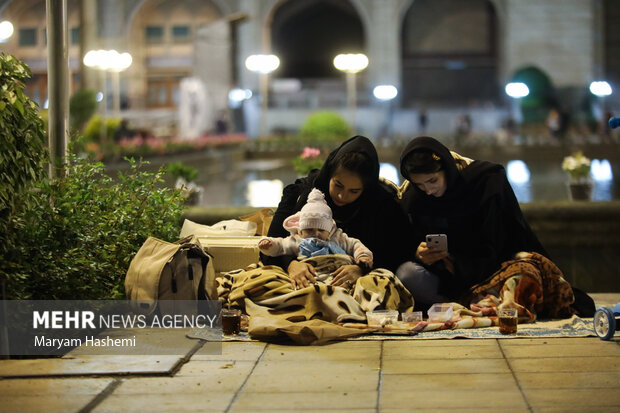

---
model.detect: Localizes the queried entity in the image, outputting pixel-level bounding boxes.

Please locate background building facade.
[0,0,618,137]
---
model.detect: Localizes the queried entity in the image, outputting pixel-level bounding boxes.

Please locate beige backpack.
[124,236,216,315]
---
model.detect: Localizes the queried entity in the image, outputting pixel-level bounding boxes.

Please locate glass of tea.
[497,308,518,335]
[221,308,242,335]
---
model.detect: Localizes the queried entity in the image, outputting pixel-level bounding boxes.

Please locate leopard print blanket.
[216,254,414,340]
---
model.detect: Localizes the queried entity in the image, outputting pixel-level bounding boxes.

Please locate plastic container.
[427,303,454,322]
[402,311,423,323]
[366,310,398,327]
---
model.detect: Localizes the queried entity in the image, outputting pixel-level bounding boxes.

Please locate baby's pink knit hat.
[299,189,334,232]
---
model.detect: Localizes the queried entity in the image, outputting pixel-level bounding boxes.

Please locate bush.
[167,161,199,183]
[2,149,186,300]
[69,88,98,132]
[83,115,121,144]
[0,53,47,256]
[299,111,350,142]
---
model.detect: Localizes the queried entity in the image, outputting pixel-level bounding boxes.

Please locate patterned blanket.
[213,252,576,344]
[216,254,413,343]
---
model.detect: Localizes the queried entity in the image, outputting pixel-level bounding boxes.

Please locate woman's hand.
[416,242,449,266]
[331,264,363,289]
[287,260,317,290]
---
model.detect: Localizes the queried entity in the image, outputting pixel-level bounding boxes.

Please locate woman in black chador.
[262,135,415,290]
[397,136,548,310]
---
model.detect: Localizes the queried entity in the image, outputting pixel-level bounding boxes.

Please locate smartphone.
[426,234,448,252]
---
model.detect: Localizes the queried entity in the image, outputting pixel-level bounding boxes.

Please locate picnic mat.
[187,315,597,343]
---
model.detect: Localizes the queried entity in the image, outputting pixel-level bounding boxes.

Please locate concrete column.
[365,0,402,105]
[46,0,69,177]
[98,0,125,44]
[80,0,98,91]
[236,0,264,91]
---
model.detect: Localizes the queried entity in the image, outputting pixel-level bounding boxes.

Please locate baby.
[258,188,373,268]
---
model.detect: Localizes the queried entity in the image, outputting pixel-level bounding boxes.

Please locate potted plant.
[167,161,203,205]
[561,151,592,200]
[291,146,324,176]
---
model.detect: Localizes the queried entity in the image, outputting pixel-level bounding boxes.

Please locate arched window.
[401,0,498,107]
[271,0,364,79]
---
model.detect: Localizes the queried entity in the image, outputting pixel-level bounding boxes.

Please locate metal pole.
[113,70,120,116]
[46,0,69,177]
[100,70,107,142]
[346,71,356,131]
[259,72,268,137]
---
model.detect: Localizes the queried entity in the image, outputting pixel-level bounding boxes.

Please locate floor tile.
[501,342,620,358]
[191,341,267,361]
[92,392,234,412]
[382,344,503,359]
[112,375,246,394]
[533,407,617,413]
[0,377,113,395]
[380,409,529,413]
[261,344,380,362]
[499,337,603,346]
[515,371,620,389]
[381,372,516,392]
[525,388,620,408]
[382,358,509,374]
[229,390,377,411]
[0,355,182,378]
[175,360,255,378]
[243,367,378,392]
[380,389,527,409]
[509,356,620,372]
[0,395,95,413]
[250,359,380,376]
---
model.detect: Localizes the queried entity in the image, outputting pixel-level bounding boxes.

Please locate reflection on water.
[507,158,615,203]
[507,160,532,203]
[246,179,284,207]
[199,157,618,206]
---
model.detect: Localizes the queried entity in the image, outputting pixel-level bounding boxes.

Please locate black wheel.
[593,307,616,341]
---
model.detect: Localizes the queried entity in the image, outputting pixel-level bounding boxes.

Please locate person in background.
[114,119,133,142]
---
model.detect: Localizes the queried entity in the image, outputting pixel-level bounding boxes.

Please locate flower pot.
[568,182,593,201]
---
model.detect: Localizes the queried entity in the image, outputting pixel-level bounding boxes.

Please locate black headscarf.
[300,135,381,230]
[400,136,504,216]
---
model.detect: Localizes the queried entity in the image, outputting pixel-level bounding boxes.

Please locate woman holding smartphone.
[396,136,547,311]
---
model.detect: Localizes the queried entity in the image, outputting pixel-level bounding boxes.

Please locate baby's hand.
[258,239,272,250]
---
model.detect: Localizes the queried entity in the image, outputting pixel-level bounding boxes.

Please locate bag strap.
[125,237,181,313]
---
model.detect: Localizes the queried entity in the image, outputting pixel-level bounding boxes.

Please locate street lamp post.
[373,84,398,140]
[505,82,530,123]
[505,82,529,144]
[333,53,368,131]
[589,81,613,116]
[590,81,613,139]
[245,54,280,137]
[83,49,132,139]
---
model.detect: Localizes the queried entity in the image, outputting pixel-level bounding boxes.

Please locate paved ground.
[1,293,619,413]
